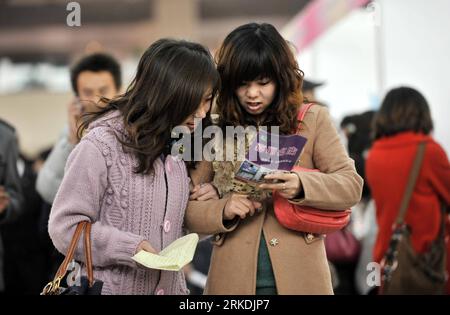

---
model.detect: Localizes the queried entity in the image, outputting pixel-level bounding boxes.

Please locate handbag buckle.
[41,276,63,295]
[41,281,54,295]
[52,277,62,293]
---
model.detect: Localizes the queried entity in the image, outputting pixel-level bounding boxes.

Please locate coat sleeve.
[36,128,75,204]
[184,196,241,235]
[289,106,363,210]
[428,142,450,206]
[48,139,145,269]
[189,160,214,186]
[186,161,240,234]
[0,132,23,224]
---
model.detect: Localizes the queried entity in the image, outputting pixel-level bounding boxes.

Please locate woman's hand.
[223,193,262,220]
[136,240,157,255]
[258,171,303,200]
[190,183,219,201]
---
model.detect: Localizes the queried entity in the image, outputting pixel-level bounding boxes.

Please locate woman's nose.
[195,107,207,119]
[246,84,259,98]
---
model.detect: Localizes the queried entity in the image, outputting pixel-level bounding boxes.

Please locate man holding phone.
[36,53,122,204]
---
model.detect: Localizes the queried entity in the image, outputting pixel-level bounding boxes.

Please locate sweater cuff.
[114,232,146,268]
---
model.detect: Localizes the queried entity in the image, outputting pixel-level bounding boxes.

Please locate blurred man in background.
[302,79,325,105]
[36,53,122,204]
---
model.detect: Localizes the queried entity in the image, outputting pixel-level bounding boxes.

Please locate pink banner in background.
[282,0,371,51]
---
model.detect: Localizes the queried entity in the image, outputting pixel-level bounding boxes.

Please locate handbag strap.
[54,221,85,280]
[83,221,94,286]
[297,103,314,125]
[53,221,94,287]
[395,142,427,225]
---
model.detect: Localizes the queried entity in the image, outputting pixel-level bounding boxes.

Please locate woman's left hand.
[190,183,220,201]
[258,171,302,200]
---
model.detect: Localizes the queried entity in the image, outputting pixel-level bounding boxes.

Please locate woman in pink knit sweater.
[48,39,220,295]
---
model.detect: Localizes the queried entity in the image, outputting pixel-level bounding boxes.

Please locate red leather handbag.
[272,103,351,234]
[273,167,351,234]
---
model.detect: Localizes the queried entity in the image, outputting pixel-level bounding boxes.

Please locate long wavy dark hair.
[215,23,304,134]
[78,39,220,174]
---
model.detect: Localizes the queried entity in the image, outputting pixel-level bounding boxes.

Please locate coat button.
[156,289,165,295]
[106,160,113,167]
[163,220,171,233]
[306,233,314,241]
[120,157,127,165]
[107,188,113,194]
[166,158,173,174]
[269,238,279,246]
[173,154,183,162]
[121,189,128,196]
[121,201,128,208]
[106,198,113,205]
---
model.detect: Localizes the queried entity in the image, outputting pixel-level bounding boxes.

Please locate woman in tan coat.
[185,23,363,295]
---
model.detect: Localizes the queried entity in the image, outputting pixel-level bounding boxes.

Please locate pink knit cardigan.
[49,111,191,295]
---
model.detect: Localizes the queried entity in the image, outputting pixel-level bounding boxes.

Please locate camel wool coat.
[184,104,363,295]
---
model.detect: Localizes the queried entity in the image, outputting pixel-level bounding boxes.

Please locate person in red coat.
[366,87,450,293]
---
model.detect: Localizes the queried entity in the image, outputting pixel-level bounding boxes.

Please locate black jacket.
[0,119,23,291]
[0,119,23,223]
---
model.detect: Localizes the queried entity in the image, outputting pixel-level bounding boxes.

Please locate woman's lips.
[187,122,195,130]
[246,101,263,112]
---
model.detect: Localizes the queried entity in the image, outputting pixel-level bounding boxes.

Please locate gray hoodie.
[36,126,75,204]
